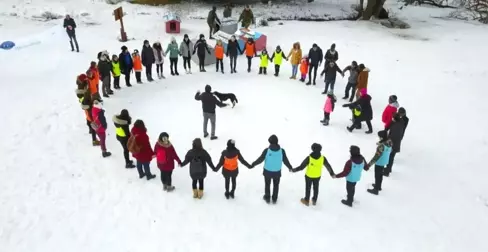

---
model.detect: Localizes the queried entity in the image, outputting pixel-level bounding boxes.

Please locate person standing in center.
[179,34,194,74]
[193,34,211,72]
[141,40,155,82]
[243,38,257,73]
[112,109,135,168]
[226,35,242,73]
[194,85,227,140]
[287,42,302,79]
[320,61,344,94]
[131,120,156,180]
[342,61,359,102]
[166,37,180,76]
[306,43,323,85]
[251,135,294,204]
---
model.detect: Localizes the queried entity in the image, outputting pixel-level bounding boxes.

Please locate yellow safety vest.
[260,54,269,67]
[354,108,361,116]
[273,51,283,65]
[115,127,126,137]
[112,62,121,77]
[305,155,324,178]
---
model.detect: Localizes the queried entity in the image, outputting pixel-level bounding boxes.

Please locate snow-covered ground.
[1,0,488,252]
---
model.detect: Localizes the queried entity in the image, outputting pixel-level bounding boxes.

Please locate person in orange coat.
[215,39,225,73]
[355,64,370,100]
[299,55,309,82]
[243,38,257,72]
[132,49,143,84]
[86,68,99,96]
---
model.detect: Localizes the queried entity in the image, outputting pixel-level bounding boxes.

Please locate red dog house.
[163,13,181,34]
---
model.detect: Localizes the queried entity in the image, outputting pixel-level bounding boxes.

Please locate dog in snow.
[213,91,238,108]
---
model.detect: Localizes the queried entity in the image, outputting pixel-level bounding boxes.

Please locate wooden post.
[114,7,128,42]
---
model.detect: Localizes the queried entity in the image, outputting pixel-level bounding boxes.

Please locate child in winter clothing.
[270,45,288,77]
[153,42,166,79]
[79,90,99,146]
[214,139,252,199]
[154,132,182,191]
[258,49,270,75]
[180,138,216,199]
[91,99,111,158]
[287,42,302,79]
[251,135,294,204]
[299,55,309,82]
[87,62,100,96]
[111,55,121,89]
[333,145,368,207]
[366,130,392,195]
[75,73,88,98]
[166,37,180,75]
[320,61,344,94]
[243,38,257,72]
[291,143,334,206]
[112,109,135,168]
[132,50,143,83]
[215,39,225,73]
[321,90,337,126]
[130,120,156,180]
[382,95,399,129]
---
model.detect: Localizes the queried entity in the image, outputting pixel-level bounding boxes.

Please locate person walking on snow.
[180,138,216,199]
[194,85,227,140]
[299,55,309,82]
[287,42,302,79]
[343,88,373,134]
[355,64,369,100]
[365,130,392,195]
[342,61,359,102]
[291,143,335,206]
[111,55,121,89]
[214,39,225,73]
[214,139,252,199]
[63,15,79,52]
[384,113,405,177]
[141,40,155,82]
[132,49,143,84]
[382,95,399,129]
[321,90,337,126]
[193,34,212,72]
[320,61,344,94]
[119,46,133,87]
[130,120,156,180]
[306,44,323,85]
[207,6,221,39]
[179,34,194,74]
[258,49,271,75]
[166,37,180,76]
[251,135,294,204]
[226,35,243,73]
[324,43,338,65]
[112,109,135,168]
[270,45,288,77]
[91,100,111,158]
[154,132,182,191]
[97,51,113,98]
[152,42,165,79]
[243,38,257,72]
[333,145,368,207]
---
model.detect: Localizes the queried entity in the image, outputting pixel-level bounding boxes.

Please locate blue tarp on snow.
[0,41,15,50]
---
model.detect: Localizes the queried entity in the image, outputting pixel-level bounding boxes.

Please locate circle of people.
[74,33,410,208]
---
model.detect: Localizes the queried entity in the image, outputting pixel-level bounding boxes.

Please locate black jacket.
[388,119,405,152]
[226,40,242,56]
[195,91,226,114]
[252,144,293,178]
[97,109,108,129]
[141,45,155,66]
[321,63,343,80]
[97,60,112,79]
[181,148,215,180]
[215,148,251,175]
[193,39,211,56]
[112,114,132,139]
[400,116,409,139]
[63,18,76,35]
[292,151,335,176]
[308,47,323,65]
[324,49,339,63]
[343,94,373,121]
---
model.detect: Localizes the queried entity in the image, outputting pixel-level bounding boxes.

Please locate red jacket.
[154,141,182,171]
[131,126,154,163]
[382,103,398,129]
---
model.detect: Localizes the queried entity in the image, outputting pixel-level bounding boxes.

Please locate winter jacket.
[270,50,286,65]
[324,49,338,63]
[63,18,76,35]
[335,155,367,179]
[259,53,270,67]
[179,39,194,58]
[292,151,334,178]
[88,66,100,82]
[153,47,164,64]
[130,126,154,163]
[195,91,226,114]
[215,44,224,59]
[193,39,211,56]
[300,58,309,74]
[321,63,343,80]
[226,40,242,57]
[112,114,131,139]
[239,9,254,28]
[119,51,133,73]
[388,119,405,152]
[181,148,215,180]
[382,102,399,129]
[141,45,155,66]
[215,148,251,176]
[343,65,359,84]
[165,42,180,58]
[344,94,373,121]
[367,140,393,167]
[244,42,257,57]
[308,47,323,66]
[133,54,142,71]
[400,115,409,139]
[356,68,370,89]
[154,140,182,171]
[207,10,220,27]
[87,74,98,95]
[91,103,107,134]
[252,144,293,178]
[323,95,336,113]
[97,60,112,79]
[287,48,302,65]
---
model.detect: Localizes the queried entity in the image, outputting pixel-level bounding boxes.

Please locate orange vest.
[215,45,224,59]
[133,55,142,71]
[223,156,238,171]
[88,76,98,95]
[300,59,309,74]
[245,43,255,57]
[84,110,92,121]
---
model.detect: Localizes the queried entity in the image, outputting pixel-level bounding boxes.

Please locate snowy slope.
[1,1,488,252]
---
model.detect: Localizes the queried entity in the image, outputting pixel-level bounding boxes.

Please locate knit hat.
[389,95,398,103]
[311,143,322,152]
[350,145,360,156]
[78,73,87,82]
[312,43,318,48]
[398,107,406,115]
[227,139,236,148]
[378,130,388,141]
[121,45,127,51]
[205,85,212,92]
[360,88,367,96]
[268,135,278,145]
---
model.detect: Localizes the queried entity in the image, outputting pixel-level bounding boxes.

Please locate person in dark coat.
[320,61,344,94]
[207,6,221,39]
[324,43,338,65]
[131,120,156,180]
[333,145,368,207]
[141,40,155,82]
[119,46,133,87]
[343,88,373,134]
[223,4,232,18]
[180,138,216,199]
[195,85,227,140]
[306,44,323,85]
[384,114,405,177]
[97,51,113,98]
[112,109,135,168]
[63,15,79,52]
[214,139,251,199]
[193,34,212,72]
[251,135,294,204]
[226,35,243,73]
[179,34,194,74]
[397,107,409,140]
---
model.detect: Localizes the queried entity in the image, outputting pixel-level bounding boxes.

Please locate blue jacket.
[119,51,133,72]
[264,149,283,172]
[347,161,365,183]
[376,144,392,167]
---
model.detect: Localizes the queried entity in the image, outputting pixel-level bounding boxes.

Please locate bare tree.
[465,0,488,23]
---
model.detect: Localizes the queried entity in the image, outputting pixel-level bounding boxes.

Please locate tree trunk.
[356,0,365,19]
[362,0,378,20]
[373,0,387,18]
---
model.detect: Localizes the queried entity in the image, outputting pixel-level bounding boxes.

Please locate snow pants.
[161,170,173,186]
[97,131,106,152]
[304,176,320,202]
[374,165,384,190]
[264,175,280,202]
[346,181,357,203]
[87,120,97,142]
[274,64,280,76]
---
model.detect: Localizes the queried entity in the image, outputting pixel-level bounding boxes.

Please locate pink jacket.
[91,104,106,133]
[323,97,334,113]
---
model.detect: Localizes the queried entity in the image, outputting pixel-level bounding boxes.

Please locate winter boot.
[263,195,271,204]
[300,198,310,206]
[312,200,317,206]
[306,81,311,85]
[367,188,379,195]
[175,71,179,76]
[166,186,175,192]
[341,199,353,207]
[103,94,109,98]
[193,189,198,198]
[146,174,156,180]
[125,162,136,168]
[204,133,209,138]
[233,68,237,73]
[92,140,100,146]
[322,120,329,126]
[225,191,230,199]
[188,69,192,74]
[271,199,277,204]
[372,184,382,191]
[163,185,168,191]
[171,71,175,76]
[347,126,354,132]
[365,130,373,134]
[197,190,204,199]
[127,83,132,87]
[210,136,218,140]
[201,68,206,72]
[102,151,111,158]
[229,191,235,199]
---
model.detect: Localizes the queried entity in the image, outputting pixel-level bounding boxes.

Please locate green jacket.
[165,42,180,58]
